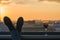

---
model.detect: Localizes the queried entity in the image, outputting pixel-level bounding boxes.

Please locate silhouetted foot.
[3,16,15,31]
[16,17,24,32]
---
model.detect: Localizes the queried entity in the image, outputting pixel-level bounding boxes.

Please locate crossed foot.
[3,16,24,40]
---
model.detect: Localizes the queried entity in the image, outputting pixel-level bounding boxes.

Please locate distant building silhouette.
[25,20,35,24]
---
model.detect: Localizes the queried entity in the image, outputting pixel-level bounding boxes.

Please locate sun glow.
[0,6,4,14]
[0,6,6,22]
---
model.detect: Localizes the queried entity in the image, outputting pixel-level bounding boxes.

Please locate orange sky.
[0,1,60,21]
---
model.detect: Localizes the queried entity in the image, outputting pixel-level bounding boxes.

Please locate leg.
[3,16,20,40]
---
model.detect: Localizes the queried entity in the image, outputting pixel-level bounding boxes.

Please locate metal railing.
[0,32,60,39]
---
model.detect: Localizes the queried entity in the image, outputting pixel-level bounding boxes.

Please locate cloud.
[38,0,44,2]
[47,0,60,2]
[0,0,34,5]
[0,0,12,5]
[13,0,60,5]
[38,0,60,3]
[12,0,28,4]
[12,0,39,4]
[1,0,60,5]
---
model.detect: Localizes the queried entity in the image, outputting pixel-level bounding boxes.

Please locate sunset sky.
[0,0,60,21]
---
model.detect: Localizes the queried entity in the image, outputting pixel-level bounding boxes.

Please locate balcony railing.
[0,32,60,40]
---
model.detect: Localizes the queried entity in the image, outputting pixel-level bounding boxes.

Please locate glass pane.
[0,0,60,32]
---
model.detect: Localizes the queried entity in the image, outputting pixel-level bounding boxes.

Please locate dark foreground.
[0,32,60,40]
